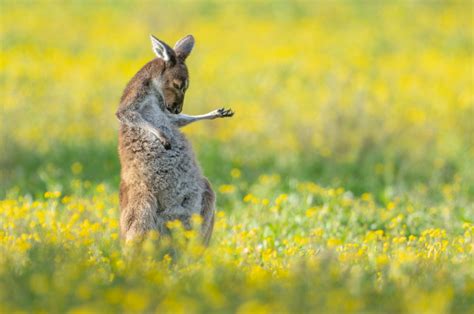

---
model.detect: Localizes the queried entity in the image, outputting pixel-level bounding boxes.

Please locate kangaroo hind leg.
[120,185,160,243]
[200,178,216,246]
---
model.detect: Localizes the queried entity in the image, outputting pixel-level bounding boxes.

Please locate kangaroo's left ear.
[174,35,195,62]
[150,35,176,65]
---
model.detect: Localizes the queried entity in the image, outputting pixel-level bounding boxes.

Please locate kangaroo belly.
[119,126,204,216]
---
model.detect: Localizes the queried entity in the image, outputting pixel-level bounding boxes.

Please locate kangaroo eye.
[172,80,182,89]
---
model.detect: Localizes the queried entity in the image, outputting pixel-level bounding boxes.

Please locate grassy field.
[1,1,473,313]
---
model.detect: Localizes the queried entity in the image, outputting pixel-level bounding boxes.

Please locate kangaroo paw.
[160,137,171,150]
[217,107,234,118]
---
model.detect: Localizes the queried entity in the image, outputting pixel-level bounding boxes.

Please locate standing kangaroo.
[116,34,233,245]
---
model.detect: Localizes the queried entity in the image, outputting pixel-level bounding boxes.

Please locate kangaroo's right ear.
[174,35,195,62]
[150,35,176,65]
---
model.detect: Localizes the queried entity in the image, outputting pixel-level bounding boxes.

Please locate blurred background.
[1,0,473,201]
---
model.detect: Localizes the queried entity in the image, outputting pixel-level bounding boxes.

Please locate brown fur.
[200,178,216,245]
[120,59,164,108]
[116,35,226,245]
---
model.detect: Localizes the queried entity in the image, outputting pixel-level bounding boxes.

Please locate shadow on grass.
[1,139,468,202]
[1,141,121,197]
[1,140,245,198]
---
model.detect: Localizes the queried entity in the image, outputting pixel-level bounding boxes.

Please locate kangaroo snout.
[172,103,182,114]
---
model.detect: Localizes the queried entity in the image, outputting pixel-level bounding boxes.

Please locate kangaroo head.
[150,34,194,114]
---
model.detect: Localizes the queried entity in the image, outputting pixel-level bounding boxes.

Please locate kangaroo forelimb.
[169,107,234,128]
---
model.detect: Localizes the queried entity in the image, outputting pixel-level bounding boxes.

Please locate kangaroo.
[116,34,233,245]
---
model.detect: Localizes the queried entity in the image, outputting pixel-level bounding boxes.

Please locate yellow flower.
[105,287,123,305]
[230,168,241,179]
[376,255,389,267]
[387,202,396,211]
[305,207,319,217]
[219,184,236,194]
[327,238,342,248]
[71,162,83,175]
[361,193,372,202]
[311,228,324,237]
[243,193,259,204]
[44,191,61,199]
[275,194,288,206]
[124,290,149,312]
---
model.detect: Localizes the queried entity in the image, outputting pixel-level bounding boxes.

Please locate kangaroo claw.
[162,140,171,150]
[218,107,234,117]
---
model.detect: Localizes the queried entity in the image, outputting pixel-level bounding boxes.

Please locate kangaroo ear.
[150,35,176,64]
[174,35,194,62]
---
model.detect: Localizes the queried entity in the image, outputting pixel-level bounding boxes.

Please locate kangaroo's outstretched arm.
[169,108,234,128]
[116,102,171,149]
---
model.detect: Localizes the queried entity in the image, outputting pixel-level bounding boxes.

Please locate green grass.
[1,1,473,313]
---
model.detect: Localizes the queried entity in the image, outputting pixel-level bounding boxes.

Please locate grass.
[1,0,473,313]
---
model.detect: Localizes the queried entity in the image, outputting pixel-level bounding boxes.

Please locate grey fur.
[116,35,233,245]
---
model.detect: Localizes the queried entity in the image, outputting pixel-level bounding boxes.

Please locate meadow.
[1,1,473,313]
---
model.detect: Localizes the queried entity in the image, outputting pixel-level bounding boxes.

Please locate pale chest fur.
[118,96,205,217]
